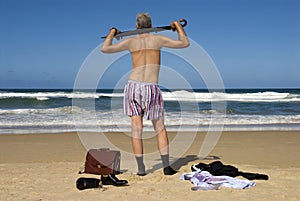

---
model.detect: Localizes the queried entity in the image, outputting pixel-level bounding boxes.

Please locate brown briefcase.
[82,148,120,175]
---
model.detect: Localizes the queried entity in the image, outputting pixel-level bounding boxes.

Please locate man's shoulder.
[131,33,162,38]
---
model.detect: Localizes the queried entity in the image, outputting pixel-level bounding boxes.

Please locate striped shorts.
[123,80,164,120]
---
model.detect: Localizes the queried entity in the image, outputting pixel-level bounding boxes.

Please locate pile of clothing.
[180,161,268,191]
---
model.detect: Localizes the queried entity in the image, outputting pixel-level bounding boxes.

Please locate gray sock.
[135,156,145,174]
[160,154,170,168]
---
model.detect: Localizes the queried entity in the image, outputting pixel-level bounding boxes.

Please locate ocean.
[0,88,299,134]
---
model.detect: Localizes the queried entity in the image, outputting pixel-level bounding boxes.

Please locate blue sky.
[1,0,299,89]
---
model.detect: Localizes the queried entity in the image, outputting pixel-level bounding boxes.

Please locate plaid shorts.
[123,80,164,120]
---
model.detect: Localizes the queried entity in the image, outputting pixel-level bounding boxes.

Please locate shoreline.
[1,123,300,135]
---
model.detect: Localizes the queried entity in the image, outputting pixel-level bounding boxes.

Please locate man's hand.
[110,27,121,35]
[105,27,121,39]
[170,21,182,32]
[170,21,177,31]
[110,27,123,40]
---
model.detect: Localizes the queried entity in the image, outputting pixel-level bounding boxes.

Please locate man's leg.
[152,119,168,155]
[131,116,146,176]
[152,119,177,175]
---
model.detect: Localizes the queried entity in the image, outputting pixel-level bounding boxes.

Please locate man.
[101,13,189,175]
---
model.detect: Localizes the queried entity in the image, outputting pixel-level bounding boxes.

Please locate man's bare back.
[128,34,161,83]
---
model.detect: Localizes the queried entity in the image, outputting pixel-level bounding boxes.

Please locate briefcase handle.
[98,148,110,151]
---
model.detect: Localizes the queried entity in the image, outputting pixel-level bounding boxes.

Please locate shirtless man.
[101,13,189,175]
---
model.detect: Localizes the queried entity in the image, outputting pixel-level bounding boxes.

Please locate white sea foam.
[0,106,88,115]
[162,91,299,102]
[0,91,123,100]
[1,105,300,134]
[0,90,299,102]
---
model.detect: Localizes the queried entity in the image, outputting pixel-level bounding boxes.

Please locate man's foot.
[163,166,177,175]
[135,156,146,176]
[137,172,146,176]
[136,165,146,176]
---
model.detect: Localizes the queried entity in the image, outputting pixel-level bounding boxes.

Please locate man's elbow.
[101,46,108,53]
[181,40,190,48]
[101,46,117,54]
[183,40,190,48]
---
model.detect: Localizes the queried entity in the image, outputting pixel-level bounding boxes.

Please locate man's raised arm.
[159,21,190,49]
[101,28,129,53]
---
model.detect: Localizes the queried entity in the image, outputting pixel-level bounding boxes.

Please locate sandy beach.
[0,131,299,201]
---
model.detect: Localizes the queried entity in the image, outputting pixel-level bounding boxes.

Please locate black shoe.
[76,177,101,190]
[163,166,178,175]
[137,172,146,176]
[101,173,128,186]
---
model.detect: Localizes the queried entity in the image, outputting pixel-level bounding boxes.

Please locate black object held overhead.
[101,19,187,39]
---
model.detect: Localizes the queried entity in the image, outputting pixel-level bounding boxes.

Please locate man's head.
[136,12,152,29]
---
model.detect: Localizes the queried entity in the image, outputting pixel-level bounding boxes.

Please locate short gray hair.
[136,12,152,29]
